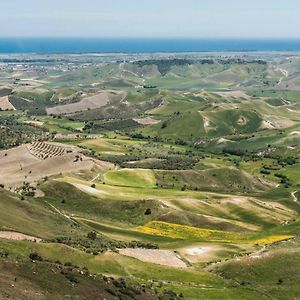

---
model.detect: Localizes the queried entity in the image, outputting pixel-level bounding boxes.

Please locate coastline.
[1,37,300,54]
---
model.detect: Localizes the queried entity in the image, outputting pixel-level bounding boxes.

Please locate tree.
[29,252,43,261]
[144,208,152,215]
[87,231,97,240]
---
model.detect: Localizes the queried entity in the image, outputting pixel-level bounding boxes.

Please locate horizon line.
[1,36,300,40]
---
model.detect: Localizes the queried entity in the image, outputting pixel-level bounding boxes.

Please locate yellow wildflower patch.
[253,235,294,245]
[137,222,294,245]
[136,221,242,242]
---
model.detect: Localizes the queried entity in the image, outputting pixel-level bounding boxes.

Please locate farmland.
[46,90,126,115]
[0,52,299,299]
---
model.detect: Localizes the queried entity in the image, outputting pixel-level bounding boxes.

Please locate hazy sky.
[1,0,300,38]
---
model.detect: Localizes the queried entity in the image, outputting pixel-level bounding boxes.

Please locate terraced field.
[28,141,67,159]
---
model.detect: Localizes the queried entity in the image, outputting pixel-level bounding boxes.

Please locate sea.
[0,38,300,53]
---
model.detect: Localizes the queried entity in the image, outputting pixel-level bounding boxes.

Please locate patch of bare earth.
[23,120,44,127]
[217,137,232,144]
[214,90,251,99]
[179,245,223,263]
[289,131,300,136]
[46,90,126,115]
[0,96,15,110]
[261,120,277,129]
[73,183,108,195]
[262,115,296,129]
[237,116,248,126]
[0,142,112,190]
[118,248,188,268]
[0,231,41,242]
[133,117,161,125]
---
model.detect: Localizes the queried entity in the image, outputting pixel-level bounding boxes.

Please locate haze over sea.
[1,38,300,53]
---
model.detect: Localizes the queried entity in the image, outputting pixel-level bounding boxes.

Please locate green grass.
[104,169,157,188]
[155,167,268,193]
[39,116,85,133]
[141,110,206,141]
[41,181,169,227]
[77,218,186,248]
[203,109,263,138]
[0,239,262,299]
[78,138,126,154]
[212,237,300,300]
[54,176,207,202]
[0,189,74,239]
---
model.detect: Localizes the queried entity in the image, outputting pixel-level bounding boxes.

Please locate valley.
[0,52,299,299]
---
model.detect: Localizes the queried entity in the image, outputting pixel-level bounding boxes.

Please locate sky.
[1,0,300,38]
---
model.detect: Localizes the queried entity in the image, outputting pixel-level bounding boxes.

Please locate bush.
[87,231,97,240]
[144,208,152,215]
[64,272,79,284]
[260,169,271,175]
[29,252,43,261]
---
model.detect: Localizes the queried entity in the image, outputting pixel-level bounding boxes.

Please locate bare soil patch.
[118,248,188,268]
[23,120,44,127]
[289,131,300,136]
[0,143,110,190]
[0,96,15,110]
[46,90,125,115]
[261,120,277,129]
[180,245,220,263]
[263,115,296,129]
[214,90,251,99]
[73,183,108,195]
[217,137,232,144]
[0,231,41,242]
[133,117,161,125]
[237,116,248,126]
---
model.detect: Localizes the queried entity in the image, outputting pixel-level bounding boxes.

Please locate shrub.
[29,252,43,261]
[144,208,152,215]
[87,231,97,240]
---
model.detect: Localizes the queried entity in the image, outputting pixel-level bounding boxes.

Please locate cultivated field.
[46,90,126,115]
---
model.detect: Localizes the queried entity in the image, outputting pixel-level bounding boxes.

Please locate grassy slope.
[212,237,300,300]
[0,189,74,239]
[104,169,157,188]
[155,167,269,193]
[0,239,262,300]
[41,181,168,227]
